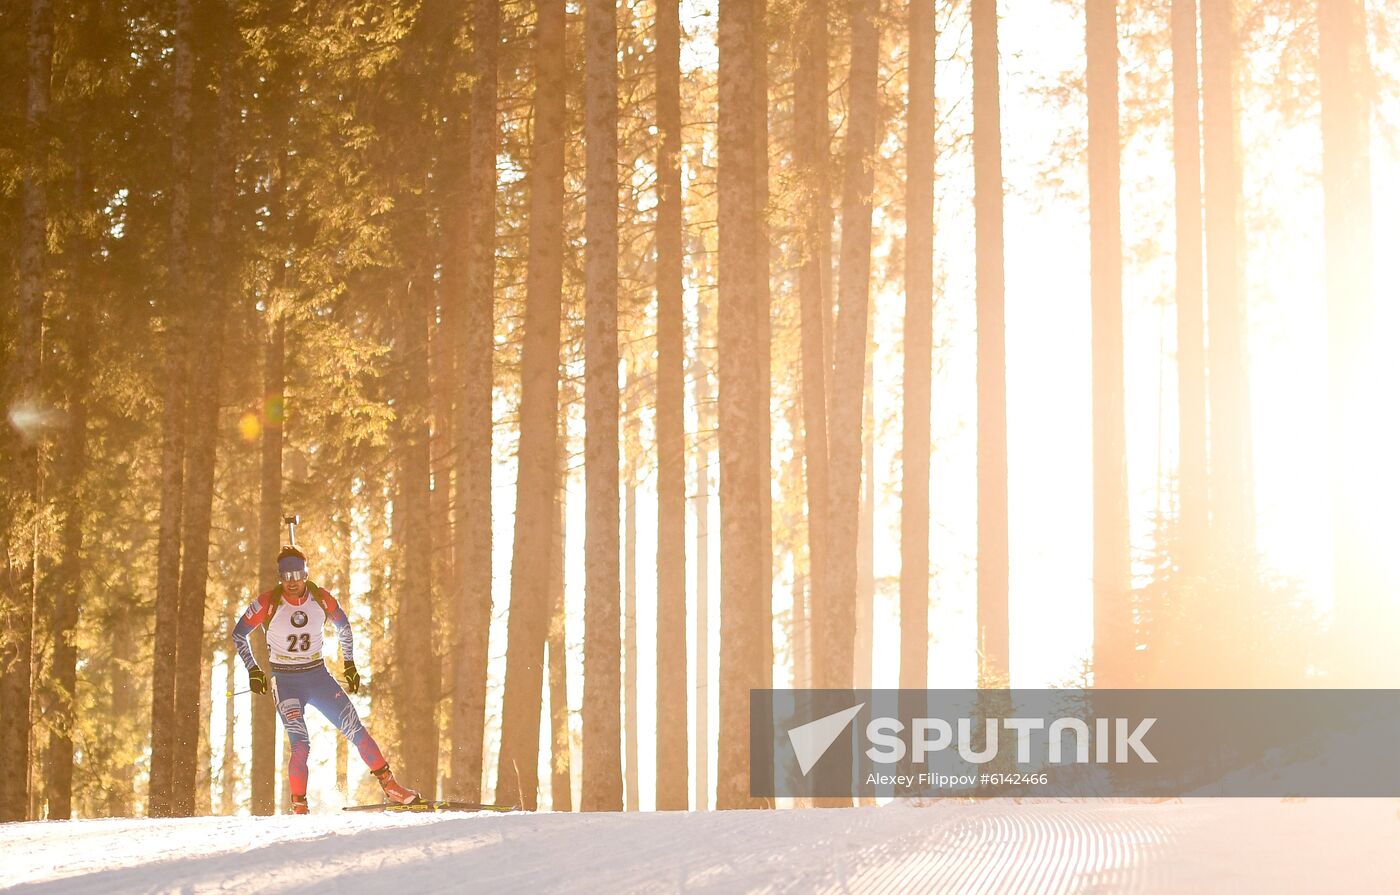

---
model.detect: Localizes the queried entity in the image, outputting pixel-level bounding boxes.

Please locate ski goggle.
[278,556,309,582]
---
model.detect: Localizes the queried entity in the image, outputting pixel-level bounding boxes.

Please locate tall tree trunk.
[394,271,439,794]
[277,729,290,814]
[1320,0,1377,680]
[369,481,394,750]
[581,0,623,814]
[754,0,774,693]
[1,0,52,817]
[855,347,875,690]
[251,47,294,811]
[855,348,877,808]
[44,156,94,822]
[430,202,456,694]
[448,0,499,805]
[795,0,832,694]
[819,0,879,696]
[1171,0,1207,594]
[793,572,809,688]
[427,99,457,742]
[547,436,572,811]
[335,511,351,796]
[716,0,764,812]
[496,0,567,812]
[220,590,240,814]
[972,0,1009,688]
[785,379,811,688]
[220,644,239,814]
[653,0,688,813]
[107,601,137,817]
[173,21,236,813]
[900,0,934,691]
[252,314,284,816]
[693,354,712,811]
[429,330,455,734]
[3,0,54,824]
[623,435,639,811]
[42,1,106,822]
[1087,0,1130,688]
[148,0,196,818]
[251,0,295,819]
[787,394,812,693]
[1201,0,1252,567]
[196,645,214,815]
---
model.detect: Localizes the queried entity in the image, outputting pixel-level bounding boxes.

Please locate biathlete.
[232,545,420,814]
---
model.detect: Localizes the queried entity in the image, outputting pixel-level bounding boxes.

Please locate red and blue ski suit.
[232,585,386,798]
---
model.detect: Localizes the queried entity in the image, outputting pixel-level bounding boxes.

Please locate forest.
[1,0,1397,822]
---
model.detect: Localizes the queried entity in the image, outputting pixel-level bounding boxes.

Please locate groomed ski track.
[4,799,1398,893]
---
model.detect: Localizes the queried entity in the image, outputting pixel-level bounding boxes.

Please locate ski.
[343,800,521,813]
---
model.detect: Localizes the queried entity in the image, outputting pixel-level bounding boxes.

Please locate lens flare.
[238,411,262,442]
[7,400,69,444]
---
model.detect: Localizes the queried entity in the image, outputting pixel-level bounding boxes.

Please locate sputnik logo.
[788,703,864,775]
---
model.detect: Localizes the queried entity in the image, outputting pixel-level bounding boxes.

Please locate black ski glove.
[343,661,361,695]
[248,666,268,695]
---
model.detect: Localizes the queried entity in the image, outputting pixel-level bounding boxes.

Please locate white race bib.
[266,596,327,666]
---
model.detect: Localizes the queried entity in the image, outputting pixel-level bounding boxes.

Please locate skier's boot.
[372,764,421,805]
[291,795,310,815]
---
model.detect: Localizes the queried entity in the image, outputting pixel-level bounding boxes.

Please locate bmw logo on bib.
[291,610,308,628]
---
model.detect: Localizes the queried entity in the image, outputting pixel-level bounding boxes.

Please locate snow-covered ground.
[4,800,1399,893]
